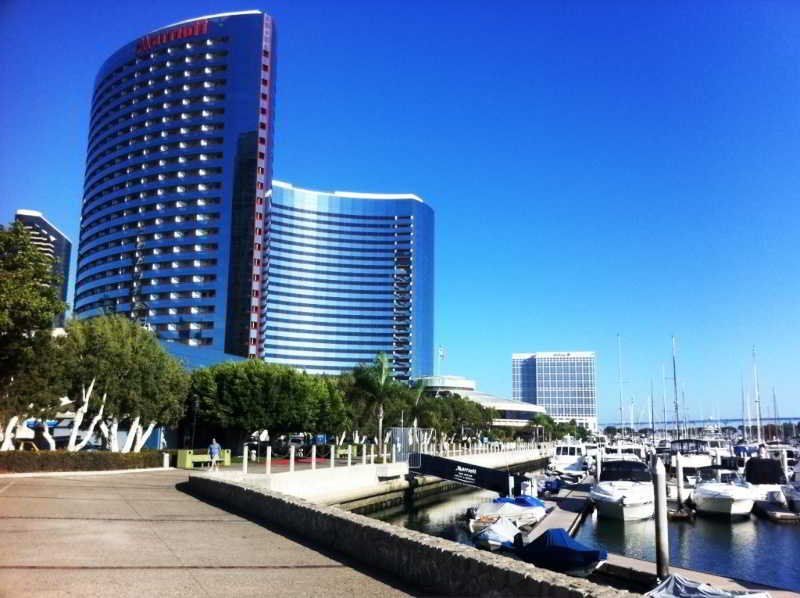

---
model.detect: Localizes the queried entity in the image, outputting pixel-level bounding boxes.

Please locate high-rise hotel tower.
[75,11,434,378]
[15,209,72,327]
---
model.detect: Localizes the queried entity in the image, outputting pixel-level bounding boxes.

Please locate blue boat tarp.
[516,528,607,573]
[494,495,546,509]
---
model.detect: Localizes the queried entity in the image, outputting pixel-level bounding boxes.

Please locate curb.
[0,466,174,479]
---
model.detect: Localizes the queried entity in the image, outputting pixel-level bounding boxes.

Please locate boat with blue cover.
[514,528,607,577]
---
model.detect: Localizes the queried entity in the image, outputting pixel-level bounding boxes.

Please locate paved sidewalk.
[0,470,415,597]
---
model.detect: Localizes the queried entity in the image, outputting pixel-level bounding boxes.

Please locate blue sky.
[2,1,799,423]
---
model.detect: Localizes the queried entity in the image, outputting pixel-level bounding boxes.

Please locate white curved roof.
[273,180,424,203]
[162,10,263,30]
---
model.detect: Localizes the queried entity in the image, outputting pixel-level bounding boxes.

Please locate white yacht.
[691,467,754,518]
[590,456,655,521]
[548,440,588,478]
[603,441,649,462]
[668,439,714,484]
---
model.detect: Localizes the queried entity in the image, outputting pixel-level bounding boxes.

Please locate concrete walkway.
[0,470,415,597]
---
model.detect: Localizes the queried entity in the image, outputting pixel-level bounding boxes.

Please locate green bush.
[0,450,164,473]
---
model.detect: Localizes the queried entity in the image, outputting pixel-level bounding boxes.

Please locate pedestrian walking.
[209,438,222,472]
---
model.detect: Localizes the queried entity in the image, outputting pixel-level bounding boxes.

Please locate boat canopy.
[744,457,786,485]
[646,574,770,598]
[599,460,652,482]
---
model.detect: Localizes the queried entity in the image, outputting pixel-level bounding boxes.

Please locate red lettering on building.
[135,19,210,54]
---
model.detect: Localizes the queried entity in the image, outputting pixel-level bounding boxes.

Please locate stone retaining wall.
[188,475,637,597]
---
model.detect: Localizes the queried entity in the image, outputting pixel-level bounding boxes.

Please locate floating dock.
[754,500,800,523]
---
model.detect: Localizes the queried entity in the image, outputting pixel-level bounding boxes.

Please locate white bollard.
[391,443,397,463]
[266,446,272,475]
[162,452,170,469]
[347,445,352,467]
[289,445,296,473]
[311,445,317,470]
[370,444,375,464]
[330,445,336,469]
[362,445,367,465]
[242,444,248,474]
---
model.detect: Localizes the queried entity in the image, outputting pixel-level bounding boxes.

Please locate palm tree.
[375,352,390,455]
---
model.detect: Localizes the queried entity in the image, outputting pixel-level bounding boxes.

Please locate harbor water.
[373,487,800,591]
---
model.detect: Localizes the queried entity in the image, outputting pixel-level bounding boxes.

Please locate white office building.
[512,352,597,431]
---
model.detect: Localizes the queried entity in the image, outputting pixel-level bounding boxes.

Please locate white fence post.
[330,445,336,469]
[266,446,272,474]
[311,444,317,470]
[289,445,296,473]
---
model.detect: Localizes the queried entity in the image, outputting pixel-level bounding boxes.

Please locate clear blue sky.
[2,1,799,423]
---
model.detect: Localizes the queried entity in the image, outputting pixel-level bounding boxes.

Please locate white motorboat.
[704,437,734,464]
[668,439,714,472]
[469,515,519,551]
[691,468,754,517]
[471,496,547,530]
[549,441,587,478]
[590,456,655,521]
[603,441,649,462]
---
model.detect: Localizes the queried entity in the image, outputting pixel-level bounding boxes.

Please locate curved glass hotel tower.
[75,11,434,378]
[266,181,433,380]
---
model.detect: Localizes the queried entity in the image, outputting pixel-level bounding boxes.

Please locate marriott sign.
[136,20,210,53]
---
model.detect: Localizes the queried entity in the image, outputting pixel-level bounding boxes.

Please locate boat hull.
[593,497,654,521]
[693,495,754,517]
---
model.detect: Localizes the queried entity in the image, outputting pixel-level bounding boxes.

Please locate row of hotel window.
[84,179,223,223]
[86,166,222,212]
[87,133,224,183]
[79,225,220,262]
[88,148,223,191]
[89,112,225,162]
[93,37,228,113]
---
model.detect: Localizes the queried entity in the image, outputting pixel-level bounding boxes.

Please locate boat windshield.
[698,468,740,483]
[670,439,709,454]
[599,461,652,482]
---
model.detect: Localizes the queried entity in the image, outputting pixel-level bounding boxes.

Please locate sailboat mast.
[672,336,681,440]
[617,334,624,435]
[682,388,688,437]
[772,388,779,441]
[629,396,635,437]
[662,364,668,440]
[650,379,655,443]
[753,346,763,444]
[740,375,747,443]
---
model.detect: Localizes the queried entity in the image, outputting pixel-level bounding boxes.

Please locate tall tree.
[59,316,188,451]
[0,222,66,450]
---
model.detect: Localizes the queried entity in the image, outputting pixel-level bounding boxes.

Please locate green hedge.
[0,450,165,473]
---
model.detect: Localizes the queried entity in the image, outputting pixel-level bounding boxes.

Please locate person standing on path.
[209,438,222,472]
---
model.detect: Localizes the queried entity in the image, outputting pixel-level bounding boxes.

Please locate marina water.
[373,487,800,591]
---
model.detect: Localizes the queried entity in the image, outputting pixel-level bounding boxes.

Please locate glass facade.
[264,181,434,380]
[75,11,435,377]
[74,12,276,357]
[15,209,72,327]
[512,352,597,431]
